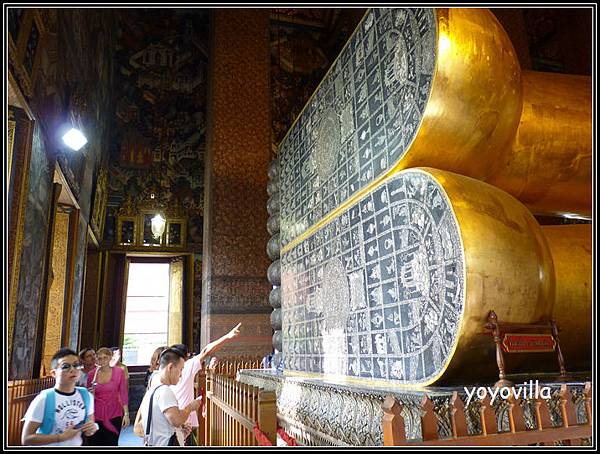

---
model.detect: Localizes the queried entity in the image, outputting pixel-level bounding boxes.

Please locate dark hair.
[159,347,185,369]
[169,344,188,358]
[51,348,79,369]
[79,348,95,358]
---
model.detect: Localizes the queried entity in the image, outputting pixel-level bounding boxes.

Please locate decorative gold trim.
[8,120,16,191]
[140,210,166,246]
[87,224,100,249]
[38,183,62,376]
[116,216,137,246]
[166,218,187,247]
[12,10,46,98]
[91,165,108,241]
[62,208,80,345]
[118,258,131,350]
[98,251,109,347]
[8,71,35,120]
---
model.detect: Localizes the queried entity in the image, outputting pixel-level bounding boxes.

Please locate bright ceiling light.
[62,128,88,151]
[151,213,166,239]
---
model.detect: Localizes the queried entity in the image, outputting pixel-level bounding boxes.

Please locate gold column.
[400,9,591,218]
[541,224,592,372]
[489,71,592,218]
[401,9,522,181]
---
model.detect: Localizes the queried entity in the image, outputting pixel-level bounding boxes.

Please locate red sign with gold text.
[501,333,556,353]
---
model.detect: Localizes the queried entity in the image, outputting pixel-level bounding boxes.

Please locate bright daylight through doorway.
[123,262,170,366]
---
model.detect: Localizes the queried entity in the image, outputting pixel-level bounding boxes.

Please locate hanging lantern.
[151,213,166,239]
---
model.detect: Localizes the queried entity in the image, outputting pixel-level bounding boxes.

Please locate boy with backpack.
[21,348,99,446]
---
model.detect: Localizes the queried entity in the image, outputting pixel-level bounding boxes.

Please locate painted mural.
[104,9,209,249]
[9,8,116,377]
[10,125,53,379]
[270,9,366,153]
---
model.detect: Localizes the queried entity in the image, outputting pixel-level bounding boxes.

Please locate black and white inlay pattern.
[279,8,437,246]
[281,170,464,385]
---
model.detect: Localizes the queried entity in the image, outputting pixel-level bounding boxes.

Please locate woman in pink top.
[87,347,129,446]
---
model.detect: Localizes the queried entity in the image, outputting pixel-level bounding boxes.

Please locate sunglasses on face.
[58,362,84,371]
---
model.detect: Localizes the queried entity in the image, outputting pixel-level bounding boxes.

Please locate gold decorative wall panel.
[168,259,184,346]
[541,224,592,372]
[42,211,70,373]
[490,71,592,218]
[8,119,16,190]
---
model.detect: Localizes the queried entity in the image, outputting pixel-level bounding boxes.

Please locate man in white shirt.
[140,348,201,446]
[146,323,242,444]
[21,348,99,446]
[170,323,241,444]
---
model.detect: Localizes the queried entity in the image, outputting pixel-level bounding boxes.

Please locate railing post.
[257,390,277,445]
[8,378,55,446]
[205,372,213,446]
[559,384,581,446]
[197,370,206,446]
[583,382,592,426]
[382,395,406,446]
[479,395,498,436]
[449,392,468,438]
[559,385,578,427]
[420,395,439,441]
[506,394,526,433]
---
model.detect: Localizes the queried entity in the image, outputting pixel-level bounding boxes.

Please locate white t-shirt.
[141,385,179,446]
[22,388,95,446]
[171,356,202,427]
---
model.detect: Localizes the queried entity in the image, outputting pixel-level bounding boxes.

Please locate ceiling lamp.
[62,128,88,151]
[151,213,166,239]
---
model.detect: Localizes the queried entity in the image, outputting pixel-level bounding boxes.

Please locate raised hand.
[208,357,219,371]
[227,323,242,339]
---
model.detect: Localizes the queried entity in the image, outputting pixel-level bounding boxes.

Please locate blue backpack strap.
[75,386,90,421]
[37,388,56,435]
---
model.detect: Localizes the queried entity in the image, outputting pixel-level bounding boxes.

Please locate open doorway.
[122,259,184,366]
